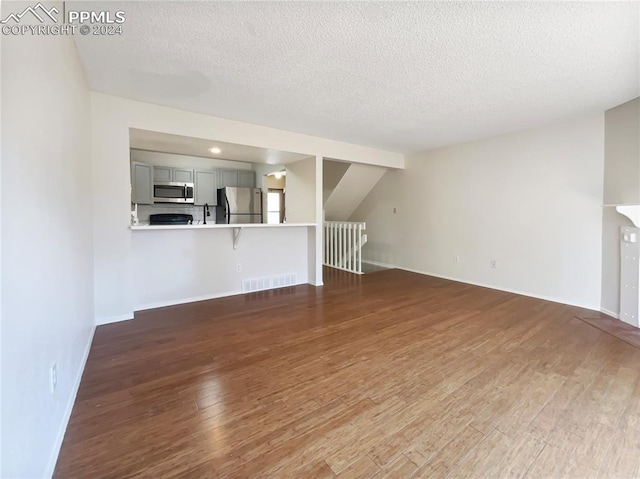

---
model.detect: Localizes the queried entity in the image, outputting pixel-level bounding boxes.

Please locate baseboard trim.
[600,308,620,319]
[44,323,95,478]
[362,259,599,311]
[136,290,243,312]
[362,259,397,269]
[96,313,134,326]
[135,282,308,312]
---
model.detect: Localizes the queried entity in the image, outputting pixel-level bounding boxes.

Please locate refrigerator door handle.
[225,197,231,224]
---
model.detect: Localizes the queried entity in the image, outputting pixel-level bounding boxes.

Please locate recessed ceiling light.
[268,170,286,178]
[208,147,221,154]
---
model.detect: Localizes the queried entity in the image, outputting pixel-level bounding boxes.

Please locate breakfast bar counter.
[131,223,316,231]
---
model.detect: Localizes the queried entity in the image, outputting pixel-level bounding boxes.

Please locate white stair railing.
[324,221,367,274]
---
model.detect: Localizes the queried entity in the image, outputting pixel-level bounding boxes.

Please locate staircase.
[323,221,367,274]
[324,161,387,221]
[322,160,386,274]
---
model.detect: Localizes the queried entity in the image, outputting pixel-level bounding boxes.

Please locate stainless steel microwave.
[153,181,195,204]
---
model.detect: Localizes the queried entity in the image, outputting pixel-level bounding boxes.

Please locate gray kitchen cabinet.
[153,166,172,182]
[153,167,193,183]
[219,169,239,188]
[238,170,256,188]
[194,170,218,206]
[219,169,255,188]
[131,161,153,205]
[173,168,193,183]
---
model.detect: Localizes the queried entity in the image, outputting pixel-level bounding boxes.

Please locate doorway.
[267,189,285,224]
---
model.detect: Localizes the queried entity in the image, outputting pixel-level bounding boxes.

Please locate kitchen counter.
[131,223,316,231]
[131,223,317,249]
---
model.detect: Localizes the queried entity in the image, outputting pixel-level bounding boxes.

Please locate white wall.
[324,163,387,221]
[284,156,322,284]
[130,149,253,171]
[323,160,350,202]
[94,93,404,167]
[352,113,605,310]
[601,208,633,317]
[1,20,94,478]
[132,227,309,310]
[285,157,317,224]
[0,12,4,475]
[91,94,396,323]
[601,98,640,318]
[266,175,285,189]
[603,98,640,205]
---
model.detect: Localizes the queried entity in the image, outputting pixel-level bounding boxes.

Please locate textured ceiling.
[73,1,639,153]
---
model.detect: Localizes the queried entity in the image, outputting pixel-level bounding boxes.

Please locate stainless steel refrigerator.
[216,187,263,224]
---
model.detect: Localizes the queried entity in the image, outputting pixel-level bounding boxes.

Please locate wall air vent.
[242,274,297,293]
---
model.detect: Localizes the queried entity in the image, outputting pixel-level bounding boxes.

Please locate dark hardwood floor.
[54,268,640,478]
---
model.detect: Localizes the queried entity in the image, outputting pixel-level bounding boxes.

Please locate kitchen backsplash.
[135,204,214,224]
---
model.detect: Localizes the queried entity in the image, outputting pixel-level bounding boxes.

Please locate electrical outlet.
[50,363,57,394]
[236,263,242,272]
[491,259,497,269]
